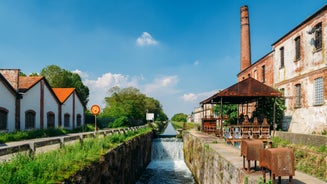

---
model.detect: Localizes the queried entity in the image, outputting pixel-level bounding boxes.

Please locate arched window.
[47,112,55,128]
[25,110,36,129]
[0,108,8,130]
[76,114,82,127]
[64,113,70,128]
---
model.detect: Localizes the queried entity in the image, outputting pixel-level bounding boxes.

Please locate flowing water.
[136,123,196,184]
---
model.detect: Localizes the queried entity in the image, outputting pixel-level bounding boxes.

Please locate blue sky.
[1,0,326,118]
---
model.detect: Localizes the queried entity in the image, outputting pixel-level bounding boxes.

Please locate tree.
[29,73,39,76]
[213,104,238,125]
[171,113,188,122]
[252,97,286,130]
[101,86,167,127]
[40,65,89,105]
[145,97,168,121]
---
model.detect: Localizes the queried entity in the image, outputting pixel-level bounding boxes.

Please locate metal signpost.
[90,105,101,133]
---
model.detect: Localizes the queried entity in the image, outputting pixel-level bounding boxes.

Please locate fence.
[0,125,147,158]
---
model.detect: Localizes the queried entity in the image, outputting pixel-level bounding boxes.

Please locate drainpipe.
[220,97,223,137]
[273,98,276,137]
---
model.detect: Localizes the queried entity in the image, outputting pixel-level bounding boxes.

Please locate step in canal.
[136,123,196,183]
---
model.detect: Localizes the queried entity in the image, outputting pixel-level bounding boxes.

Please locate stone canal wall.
[183,131,259,184]
[275,131,327,147]
[183,131,242,184]
[65,132,152,184]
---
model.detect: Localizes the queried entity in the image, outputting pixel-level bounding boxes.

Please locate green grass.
[0,124,96,144]
[171,121,196,130]
[272,136,327,181]
[0,127,152,184]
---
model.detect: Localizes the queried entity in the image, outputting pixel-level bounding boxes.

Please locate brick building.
[238,5,327,134]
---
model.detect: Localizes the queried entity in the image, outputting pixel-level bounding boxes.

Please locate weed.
[0,127,151,184]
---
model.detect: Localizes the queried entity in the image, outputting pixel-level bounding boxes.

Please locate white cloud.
[182,93,198,102]
[136,32,158,46]
[72,69,89,78]
[79,71,140,108]
[144,75,179,96]
[182,90,218,103]
[194,60,200,66]
[75,70,211,117]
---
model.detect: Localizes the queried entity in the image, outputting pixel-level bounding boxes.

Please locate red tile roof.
[52,88,75,103]
[19,76,43,91]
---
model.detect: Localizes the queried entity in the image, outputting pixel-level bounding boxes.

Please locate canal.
[136,122,196,184]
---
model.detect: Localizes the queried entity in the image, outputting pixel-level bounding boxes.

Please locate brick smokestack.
[240,5,251,71]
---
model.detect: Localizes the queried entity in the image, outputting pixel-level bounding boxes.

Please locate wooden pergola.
[199,77,282,137]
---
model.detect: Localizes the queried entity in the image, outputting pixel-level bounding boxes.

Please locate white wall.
[74,93,85,127]
[43,85,59,128]
[20,82,41,130]
[61,94,73,129]
[0,81,16,132]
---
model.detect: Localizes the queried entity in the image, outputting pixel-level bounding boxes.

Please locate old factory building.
[238,5,327,134]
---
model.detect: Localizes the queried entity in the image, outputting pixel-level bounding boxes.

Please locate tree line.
[24,65,168,128]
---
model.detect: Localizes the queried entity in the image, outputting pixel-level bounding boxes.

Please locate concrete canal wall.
[275,131,327,147]
[183,130,265,184]
[64,132,152,184]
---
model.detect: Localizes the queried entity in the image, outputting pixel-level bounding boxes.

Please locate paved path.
[190,130,327,184]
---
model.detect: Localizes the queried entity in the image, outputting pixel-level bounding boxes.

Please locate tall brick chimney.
[240,5,251,71]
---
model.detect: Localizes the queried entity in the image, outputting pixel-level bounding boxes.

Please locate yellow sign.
[91,105,101,115]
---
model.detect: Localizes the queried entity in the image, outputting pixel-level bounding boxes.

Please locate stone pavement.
[190,130,327,184]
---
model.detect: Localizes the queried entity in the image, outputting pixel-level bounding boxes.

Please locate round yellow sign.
[91,105,101,115]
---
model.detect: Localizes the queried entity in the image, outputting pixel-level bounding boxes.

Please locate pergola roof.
[200,77,282,104]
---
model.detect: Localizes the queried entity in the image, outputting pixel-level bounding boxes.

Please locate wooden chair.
[260,118,270,139]
[252,117,260,139]
[241,116,251,139]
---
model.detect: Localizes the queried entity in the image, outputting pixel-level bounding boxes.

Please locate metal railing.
[0,125,148,158]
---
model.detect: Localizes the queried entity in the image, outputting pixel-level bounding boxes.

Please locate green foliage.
[102,86,167,127]
[109,116,128,128]
[29,72,39,76]
[0,126,93,143]
[272,136,327,181]
[40,65,89,106]
[145,97,168,121]
[171,121,195,130]
[149,121,167,135]
[257,177,272,184]
[252,97,286,129]
[271,136,290,148]
[213,104,238,125]
[317,145,327,153]
[0,127,152,183]
[171,113,188,122]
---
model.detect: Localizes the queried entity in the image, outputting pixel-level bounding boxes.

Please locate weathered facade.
[192,106,204,123]
[272,5,327,133]
[237,5,327,133]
